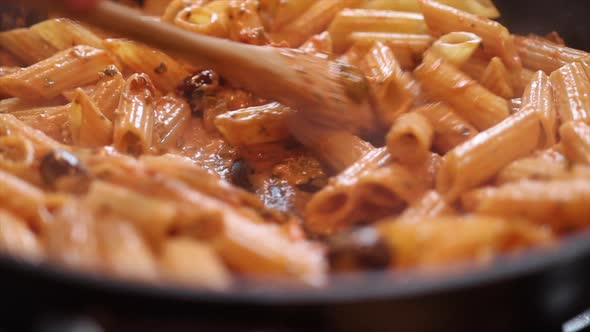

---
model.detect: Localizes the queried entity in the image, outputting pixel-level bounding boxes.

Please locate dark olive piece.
[327,227,392,272]
[40,149,87,187]
[229,159,253,191]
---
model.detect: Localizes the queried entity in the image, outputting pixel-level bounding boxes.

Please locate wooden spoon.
[29,1,376,132]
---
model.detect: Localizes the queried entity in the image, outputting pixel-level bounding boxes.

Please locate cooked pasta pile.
[0,0,589,289]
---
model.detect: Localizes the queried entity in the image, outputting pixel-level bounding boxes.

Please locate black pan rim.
[3,228,590,306]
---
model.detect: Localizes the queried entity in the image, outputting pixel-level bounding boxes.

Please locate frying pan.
[2,1,590,331]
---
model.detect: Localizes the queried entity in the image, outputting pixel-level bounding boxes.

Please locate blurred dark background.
[495,0,590,50]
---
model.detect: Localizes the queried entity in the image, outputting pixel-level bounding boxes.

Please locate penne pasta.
[550,62,590,125]
[418,0,520,69]
[45,200,102,271]
[69,88,113,148]
[258,0,315,32]
[496,156,569,185]
[30,18,104,51]
[215,102,292,146]
[437,105,545,202]
[0,28,58,65]
[12,105,70,144]
[398,190,455,221]
[560,121,590,165]
[522,71,558,147]
[0,46,118,100]
[429,32,481,67]
[174,1,231,38]
[414,103,478,154]
[227,0,270,45]
[377,216,553,268]
[90,66,125,120]
[350,32,433,69]
[386,112,433,166]
[0,168,48,229]
[271,0,363,48]
[0,209,42,261]
[480,57,515,99]
[300,31,334,56]
[328,9,429,53]
[287,115,374,172]
[360,42,421,126]
[0,97,65,114]
[159,237,231,290]
[104,39,190,92]
[113,74,157,155]
[95,218,158,281]
[153,94,192,149]
[84,181,177,243]
[362,0,500,18]
[0,114,65,155]
[514,35,590,73]
[414,53,510,130]
[162,0,209,22]
[463,179,590,231]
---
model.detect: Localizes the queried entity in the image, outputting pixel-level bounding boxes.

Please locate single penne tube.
[496,156,569,185]
[0,114,65,155]
[287,114,375,172]
[0,209,43,261]
[0,135,35,172]
[152,94,191,149]
[398,190,455,221]
[95,218,158,281]
[360,42,421,126]
[45,200,102,271]
[0,46,118,100]
[429,32,481,67]
[174,1,230,38]
[362,0,500,18]
[104,39,190,92]
[560,121,590,165]
[84,181,177,243]
[437,105,545,202]
[522,71,558,147]
[11,105,70,144]
[414,103,478,154]
[376,216,553,268]
[159,237,232,290]
[514,35,590,73]
[0,97,64,114]
[69,88,113,147]
[0,169,48,229]
[227,0,270,45]
[328,9,428,52]
[349,32,433,57]
[414,53,510,130]
[550,62,590,124]
[162,0,208,22]
[304,147,392,235]
[386,112,433,165]
[30,18,104,51]
[113,73,156,155]
[258,0,315,32]
[418,0,520,69]
[0,28,58,65]
[300,31,334,56]
[463,179,590,231]
[271,0,364,48]
[215,102,292,146]
[89,66,125,121]
[480,57,515,99]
